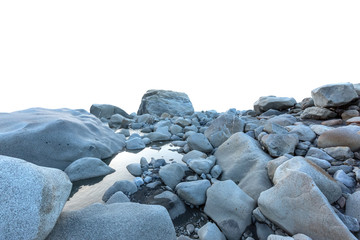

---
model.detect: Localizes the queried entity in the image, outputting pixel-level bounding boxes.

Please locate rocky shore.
[1,83,360,240]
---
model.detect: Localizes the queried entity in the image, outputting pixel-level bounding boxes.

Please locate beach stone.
[204,180,256,240]
[182,150,207,163]
[198,222,226,240]
[126,163,142,177]
[188,157,215,175]
[267,235,294,240]
[0,108,126,170]
[333,208,360,232]
[304,156,331,169]
[170,124,183,135]
[210,165,222,179]
[187,133,213,153]
[47,202,176,240]
[126,137,146,150]
[258,171,357,240]
[159,163,185,189]
[136,113,155,124]
[0,155,72,240]
[309,124,333,135]
[323,146,354,160]
[254,96,296,113]
[300,107,337,120]
[137,89,194,116]
[102,180,138,202]
[263,122,288,134]
[204,113,245,147]
[134,177,144,187]
[347,116,360,125]
[256,222,275,240]
[266,155,290,180]
[334,170,356,188]
[90,103,132,119]
[108,114,132,129]
[287,125,316,142]
[267,114,297,126]
[305,147,335,162]
[317,125,360,151]
[300,97,315,109]
[175,180,211,206]
[322,119,344,126]
[292,234,313,240]
[311,83,358,108]
[346,191,360,222]
[215,132,273,200]
[174,117,192,127]
[273,156,342,204]
[105,191,130,204]
[153,191,186,220]
[342,110,359,121]
[261,134,299,157]
[64,157,115,182]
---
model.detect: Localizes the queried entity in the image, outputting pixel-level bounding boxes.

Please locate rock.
[170,124,183,135]
[0,155,72,240]
[153,191,186,220]
[300,97,315,110]
[102,180,138,202]
[305,156,331,169]
[286,125,316,142]
[258,171,357,240]
[198,222,226,240]
[346,116,360,125]
[273,157,342,204]
[334,170,356,188]
[267,235,294,240]
[159,163,185,189]
[105,191,130,204]
[327,165,353,174]
[323,147,354,160]
[267,114,297,126]
[263,122,289,134]
[90,103,132,119]
[126,163,143,177]
[253,96,297,113]
[266,155,290,180]
[0,108,126,170]
[256,222,275,240]
[136,113,155,124]
[342,110,359,121]
[333,208,360,232]
[317,125,360,151]
[210,165,222,179]
[292,233,313,240]
[204,113,245,147]
[309,124,333,135]
[346,191,360,222]
[204,180,256,240]
[215,132,273,200]
[187,133,213,153]
[311,83,358,108]
[146,130,172,142]
[175,180,211,206]
[300,107,337,120]
[126,137,146,150]
[47,203,177,240]
[182,150,207,163]
[64,157,115,182]
[188,157,215,175]
[133,177,145,187]
[137,89,194,116]
[261,134,299,157]
[108,114,132,129]
[305,147,335,162]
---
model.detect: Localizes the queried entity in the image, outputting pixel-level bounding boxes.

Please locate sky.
[1,1,359,114]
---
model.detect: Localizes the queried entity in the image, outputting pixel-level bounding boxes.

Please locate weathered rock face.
[300,107,337,120]
[90,103,132,119]
[261,134,299,157]
[0,155,72,240]
[317,125,360,151]
[137,89,194,116]
[47,203,177,240]
[0,108,126,170]
[187,133,213,153]
[254,96,297,113]
[311,83,358,108]
[175,180,211,206]
[258,171,357,240]
[215,132,273,200]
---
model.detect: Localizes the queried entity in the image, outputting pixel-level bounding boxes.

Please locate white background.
[1,1,359,113]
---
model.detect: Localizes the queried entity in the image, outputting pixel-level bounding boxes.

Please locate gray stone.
[159,163,185,189]
[105,191,130,204]
[154,191,186,220]
[198,222,226,240]
[267,235,294,240]
[137,89,194,116]
[188,158,215,175]
[323,147,354,160]
[267,114,297,126]
[182,150,207,163]
[136,113,155,124]
[305,147,335,162]
[90,104,132,119]
[287,125,316,142]
[333,208,360,232]
[266,156,290,180]
[334,170,356,188]
[317,126,360,151]
[258,171,357,240]
[187,133,213,153]
[175,180,211,206]
[102,180,138,202]
[215,132,273,200]
[254,96,297,113]
[64,157,115,182]
[170,124,183,135]
[327,165,353,175]
[311,83,358,108]
[47,203,176,240]
[204,180,256,240]
[256,222,275,240]
[133,177,144,187]
[0,108,126,170]
[261,134,299,157]
[346,191,360,222]
[263,122,289,134]
[304,156,331,169]
[310,124,334,135]
[292,234,313,240]
[210,165,222,179]
[126,137,146,150]
[108,114,132,129]
[0,155,72,240]
[300,107,337,120]
[126,163,143,177]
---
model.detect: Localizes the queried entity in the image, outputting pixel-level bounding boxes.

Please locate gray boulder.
[0,108,126,170]
[305,147,335,162]
[334,170,356,188]
[175,180,211,206]
[317,125,360,151]
[105,191,130,204]
[47,203,177,240]
[267,114,297,126]
[346,191,360,223]
[126,137,146,150]
[0,155,72,240]
[90,104,132,119]
[287,125,316,142]
[188,157,215,175]
[215,132,273,200]
[108,114,132,129]
[64,157,115,182]
[323,146,354,160]
[261,134,299,157]
[204,180,256,240]
[187,133,213,153]
[311,83,358,108]
[153,191,186,220]
[126,163,143,177]
[198,222,226,240]
[254,96,297,113]
[182,150,207,163]
[102,180,138,202]
[300,107,337,120]
[159,163,186,189]
[137,89,194,116]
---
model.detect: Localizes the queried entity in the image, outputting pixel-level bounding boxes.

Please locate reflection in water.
[64,143,183,211]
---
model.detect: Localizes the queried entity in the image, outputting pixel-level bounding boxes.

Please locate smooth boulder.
[187,133,213,153]
[317,125,360,151]
[254,96,296,113]
[311,83,358,108]
[0,155,72,240]
[175,180,211,206]
[90,104,132,119]
[159,163,186,189]
[300,107,337,120]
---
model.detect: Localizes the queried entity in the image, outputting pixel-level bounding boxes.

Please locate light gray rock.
[126,163,142,177]
[0,155,72,240]
[136,113,155,124]
[311,83,358,108]
[204,113,245,147]
[261,134,299,157]
[300,107,337,120]
[175,180,211,206]
[310,124,334,135]
[256,222,275,240]
[146,131,172,142]
[126,137,146,150]
[346,191,360,222]
[267,114,297,126]
[102,180,138,202]
[159,163,186,189]
[266,156,290,180]
[170,124,183,135]
[292,234,313,240]
[267,235,294,240]
[323,147,354,160]
[90,104,132,119]
[305,147,335,162]
[305,156,331,169]
[254,96,296,113]
[47,203,177,240]
[273,156,342,204]
[210,165,222,179]
[198,222,226,240]
[188,158,215,175]
[317,125,360,151]
[263,122,289,134]
[108,114,132,129]
[204,180,256,240]
[0,108,126,170]
[105,191,130,204]
[64,157,115,182]
[333,207,360,232]
[215,132,273,200]
[154,191,186,220]
[187,133,213,153]
[287,125,316,142]
[334,170,356,188]
[258,171,357,240]
[137,89,194,116]
[182,150,207,163]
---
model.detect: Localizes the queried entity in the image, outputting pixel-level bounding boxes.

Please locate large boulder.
[317,125,360,151]
[90,104,132,119]
[0,155,72,240]
[47,202,177,240]
[187,133,213,153]
[159,163,186,189]
[261,134,299,157]
[258,171,356,240]
[175,180,211,206]
[311,83,358,108]
[0,108,126,170]
[137,89,194,116]
[214,132,273,200]
[254,96,297,113]
[300,106,337,120]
